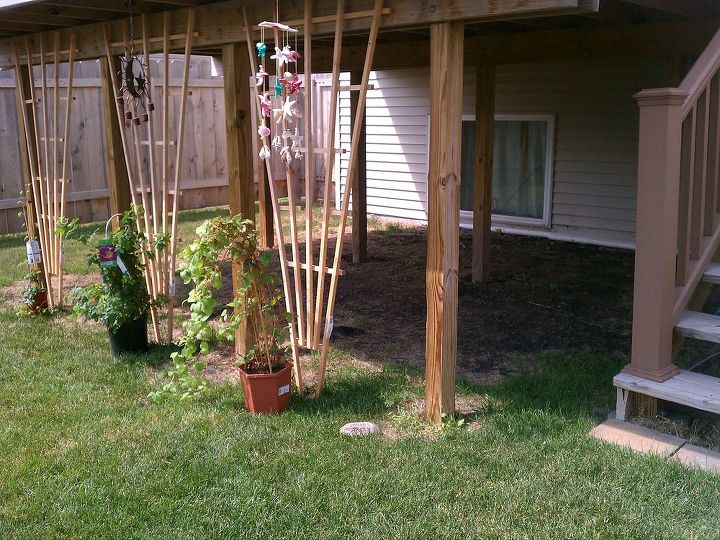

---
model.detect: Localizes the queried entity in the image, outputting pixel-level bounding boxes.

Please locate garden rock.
[340,421,381,437]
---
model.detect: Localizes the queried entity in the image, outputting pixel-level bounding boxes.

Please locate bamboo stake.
[167,8,196,342]
[304,0,315,347]
[121,20,160,342]
[24,39,55,308]
[52,32,60,289]
[273,26,305,348]
[13,44,54,309]
[162,12,170,299]
[39,37,53,279]
[242,6,303,393]
[312,0,345,349]
[142,14,163,297]
[316,0,383,396]
[57,33,76,308]
[103,25,159,339]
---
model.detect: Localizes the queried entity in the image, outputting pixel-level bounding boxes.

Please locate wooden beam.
[472,64,495,283]
[223,41,255,356]
[425,21,463,423]
[618,0,717,18]
[100,55,131,222]
[310,18,720,72]
[350,70,368,264]
[0,0,598,68]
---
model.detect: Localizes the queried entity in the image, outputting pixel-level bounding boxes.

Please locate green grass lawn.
[1,208,719,539]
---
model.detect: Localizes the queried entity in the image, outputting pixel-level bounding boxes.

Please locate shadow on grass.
[114,343,178,369]
[259,351,628,428]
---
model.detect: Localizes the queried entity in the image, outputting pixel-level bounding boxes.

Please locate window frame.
[459,113,556,228]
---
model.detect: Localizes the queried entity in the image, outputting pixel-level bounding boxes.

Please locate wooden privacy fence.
[0,55,230,235]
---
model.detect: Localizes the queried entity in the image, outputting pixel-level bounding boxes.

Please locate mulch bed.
[326,228,635,384]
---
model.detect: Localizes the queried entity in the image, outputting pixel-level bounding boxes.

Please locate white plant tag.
[327,315,334,338]
[170,277,177,297]
[116,255,129,275]
[26,240,42,264]
[277,384,290,396]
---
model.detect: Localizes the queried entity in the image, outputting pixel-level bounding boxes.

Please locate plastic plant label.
[116,255,129,275]
[170,277,177,297]
[26,240,42,264]
[277,384,290,396]
[98,239,117,268]
[327,315,334,338]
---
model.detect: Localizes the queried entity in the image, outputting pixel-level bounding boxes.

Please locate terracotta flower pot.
[238,362,292,414]
[28,289,48,313]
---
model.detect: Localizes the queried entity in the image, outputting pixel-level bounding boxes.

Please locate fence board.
[1,55,233,234]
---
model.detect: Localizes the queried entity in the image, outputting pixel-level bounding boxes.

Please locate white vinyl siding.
[338,58,674,248]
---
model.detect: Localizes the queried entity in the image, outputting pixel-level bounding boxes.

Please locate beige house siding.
[339,58,675,248]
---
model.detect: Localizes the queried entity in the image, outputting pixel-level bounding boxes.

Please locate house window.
[459,114,554,226]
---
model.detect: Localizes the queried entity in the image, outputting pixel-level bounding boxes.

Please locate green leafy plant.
[150,214,289,402]
[70,208,158,332]
[22,268,47,312]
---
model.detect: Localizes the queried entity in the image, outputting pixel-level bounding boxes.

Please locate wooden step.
[614,369,720,415]
[675,310,720,343]
[702,262,720,284]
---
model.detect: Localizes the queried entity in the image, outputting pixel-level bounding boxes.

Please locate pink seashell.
[258,125,271,137]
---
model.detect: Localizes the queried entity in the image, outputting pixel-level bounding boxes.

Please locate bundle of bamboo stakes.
[102,10,196,343]
[244,0,385,396]
[13,34,77,309]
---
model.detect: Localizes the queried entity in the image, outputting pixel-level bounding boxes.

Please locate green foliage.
[70,208,159,332]
[21,268,47,312]
[150,214,288,402]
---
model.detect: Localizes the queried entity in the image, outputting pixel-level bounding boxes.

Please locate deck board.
[675,310,720,343]
[614,369,720,414]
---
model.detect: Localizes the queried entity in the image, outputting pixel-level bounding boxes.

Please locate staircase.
[615,27,720,420]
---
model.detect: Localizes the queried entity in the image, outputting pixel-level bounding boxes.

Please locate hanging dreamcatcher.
[118,1,154,125]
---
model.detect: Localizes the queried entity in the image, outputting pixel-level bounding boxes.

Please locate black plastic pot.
[108,316,149,356]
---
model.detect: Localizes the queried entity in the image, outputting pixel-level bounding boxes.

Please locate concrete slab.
[590,418,685,457]
[674,444,720,473]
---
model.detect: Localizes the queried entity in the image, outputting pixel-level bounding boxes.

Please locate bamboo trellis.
[244,0,384,396]
[13,33,77,309]
[102,10,196,343]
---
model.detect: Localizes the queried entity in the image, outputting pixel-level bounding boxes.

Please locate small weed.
[385,222,405,233]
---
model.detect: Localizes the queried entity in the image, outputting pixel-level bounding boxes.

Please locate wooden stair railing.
[624,27,720,385]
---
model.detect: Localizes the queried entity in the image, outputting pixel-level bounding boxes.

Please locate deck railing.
[674,28,720,320]
[626,28,720,382]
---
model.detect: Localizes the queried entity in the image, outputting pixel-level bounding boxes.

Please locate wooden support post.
[223,41,255,356]
[623,88,687,383]
[15,63,47,289]
[425,21,463,423]
[472,64,495,283]
[101,56,132,222]
[350,70,368,263]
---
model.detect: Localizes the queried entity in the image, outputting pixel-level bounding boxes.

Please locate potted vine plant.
[70,208,156,356]
[151,214,292,413]
[22,268,48,314]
